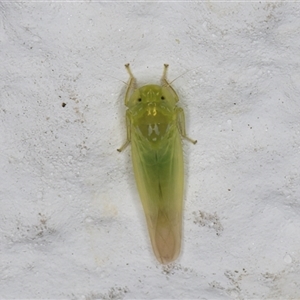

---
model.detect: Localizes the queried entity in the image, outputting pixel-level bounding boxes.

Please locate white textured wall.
[1,2,300,299]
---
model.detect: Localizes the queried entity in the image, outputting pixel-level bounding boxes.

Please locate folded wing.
[131,131,184,264]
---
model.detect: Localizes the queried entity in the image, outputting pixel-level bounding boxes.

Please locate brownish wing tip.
[159,253,179,265]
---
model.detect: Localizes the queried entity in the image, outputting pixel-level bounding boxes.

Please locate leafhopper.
[118,64,197,264]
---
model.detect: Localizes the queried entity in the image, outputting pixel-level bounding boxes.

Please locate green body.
[118,65,196,264]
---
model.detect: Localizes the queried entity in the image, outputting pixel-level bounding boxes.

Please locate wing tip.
[152,229,182,265]
[157,251,180,265]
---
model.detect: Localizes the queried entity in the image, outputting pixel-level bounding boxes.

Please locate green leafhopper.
[118,64,197,264]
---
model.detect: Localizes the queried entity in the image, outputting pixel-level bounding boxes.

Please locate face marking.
[154,124,160,135]
[148,124,161,136]
[148,125,152,136]
[147,103,157,116]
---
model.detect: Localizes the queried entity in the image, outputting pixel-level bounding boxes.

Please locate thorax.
[129,102,177,144]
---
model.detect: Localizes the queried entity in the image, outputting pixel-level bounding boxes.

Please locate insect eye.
[161,96,165,100]
[138,98,142,102]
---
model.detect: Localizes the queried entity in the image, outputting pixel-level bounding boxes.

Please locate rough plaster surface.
[1,2,300,299]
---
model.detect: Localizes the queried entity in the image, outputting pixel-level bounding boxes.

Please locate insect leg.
[124,63,137,106]
[117,110,131,152]
[176,107,197,144]
[161,64,179,103]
